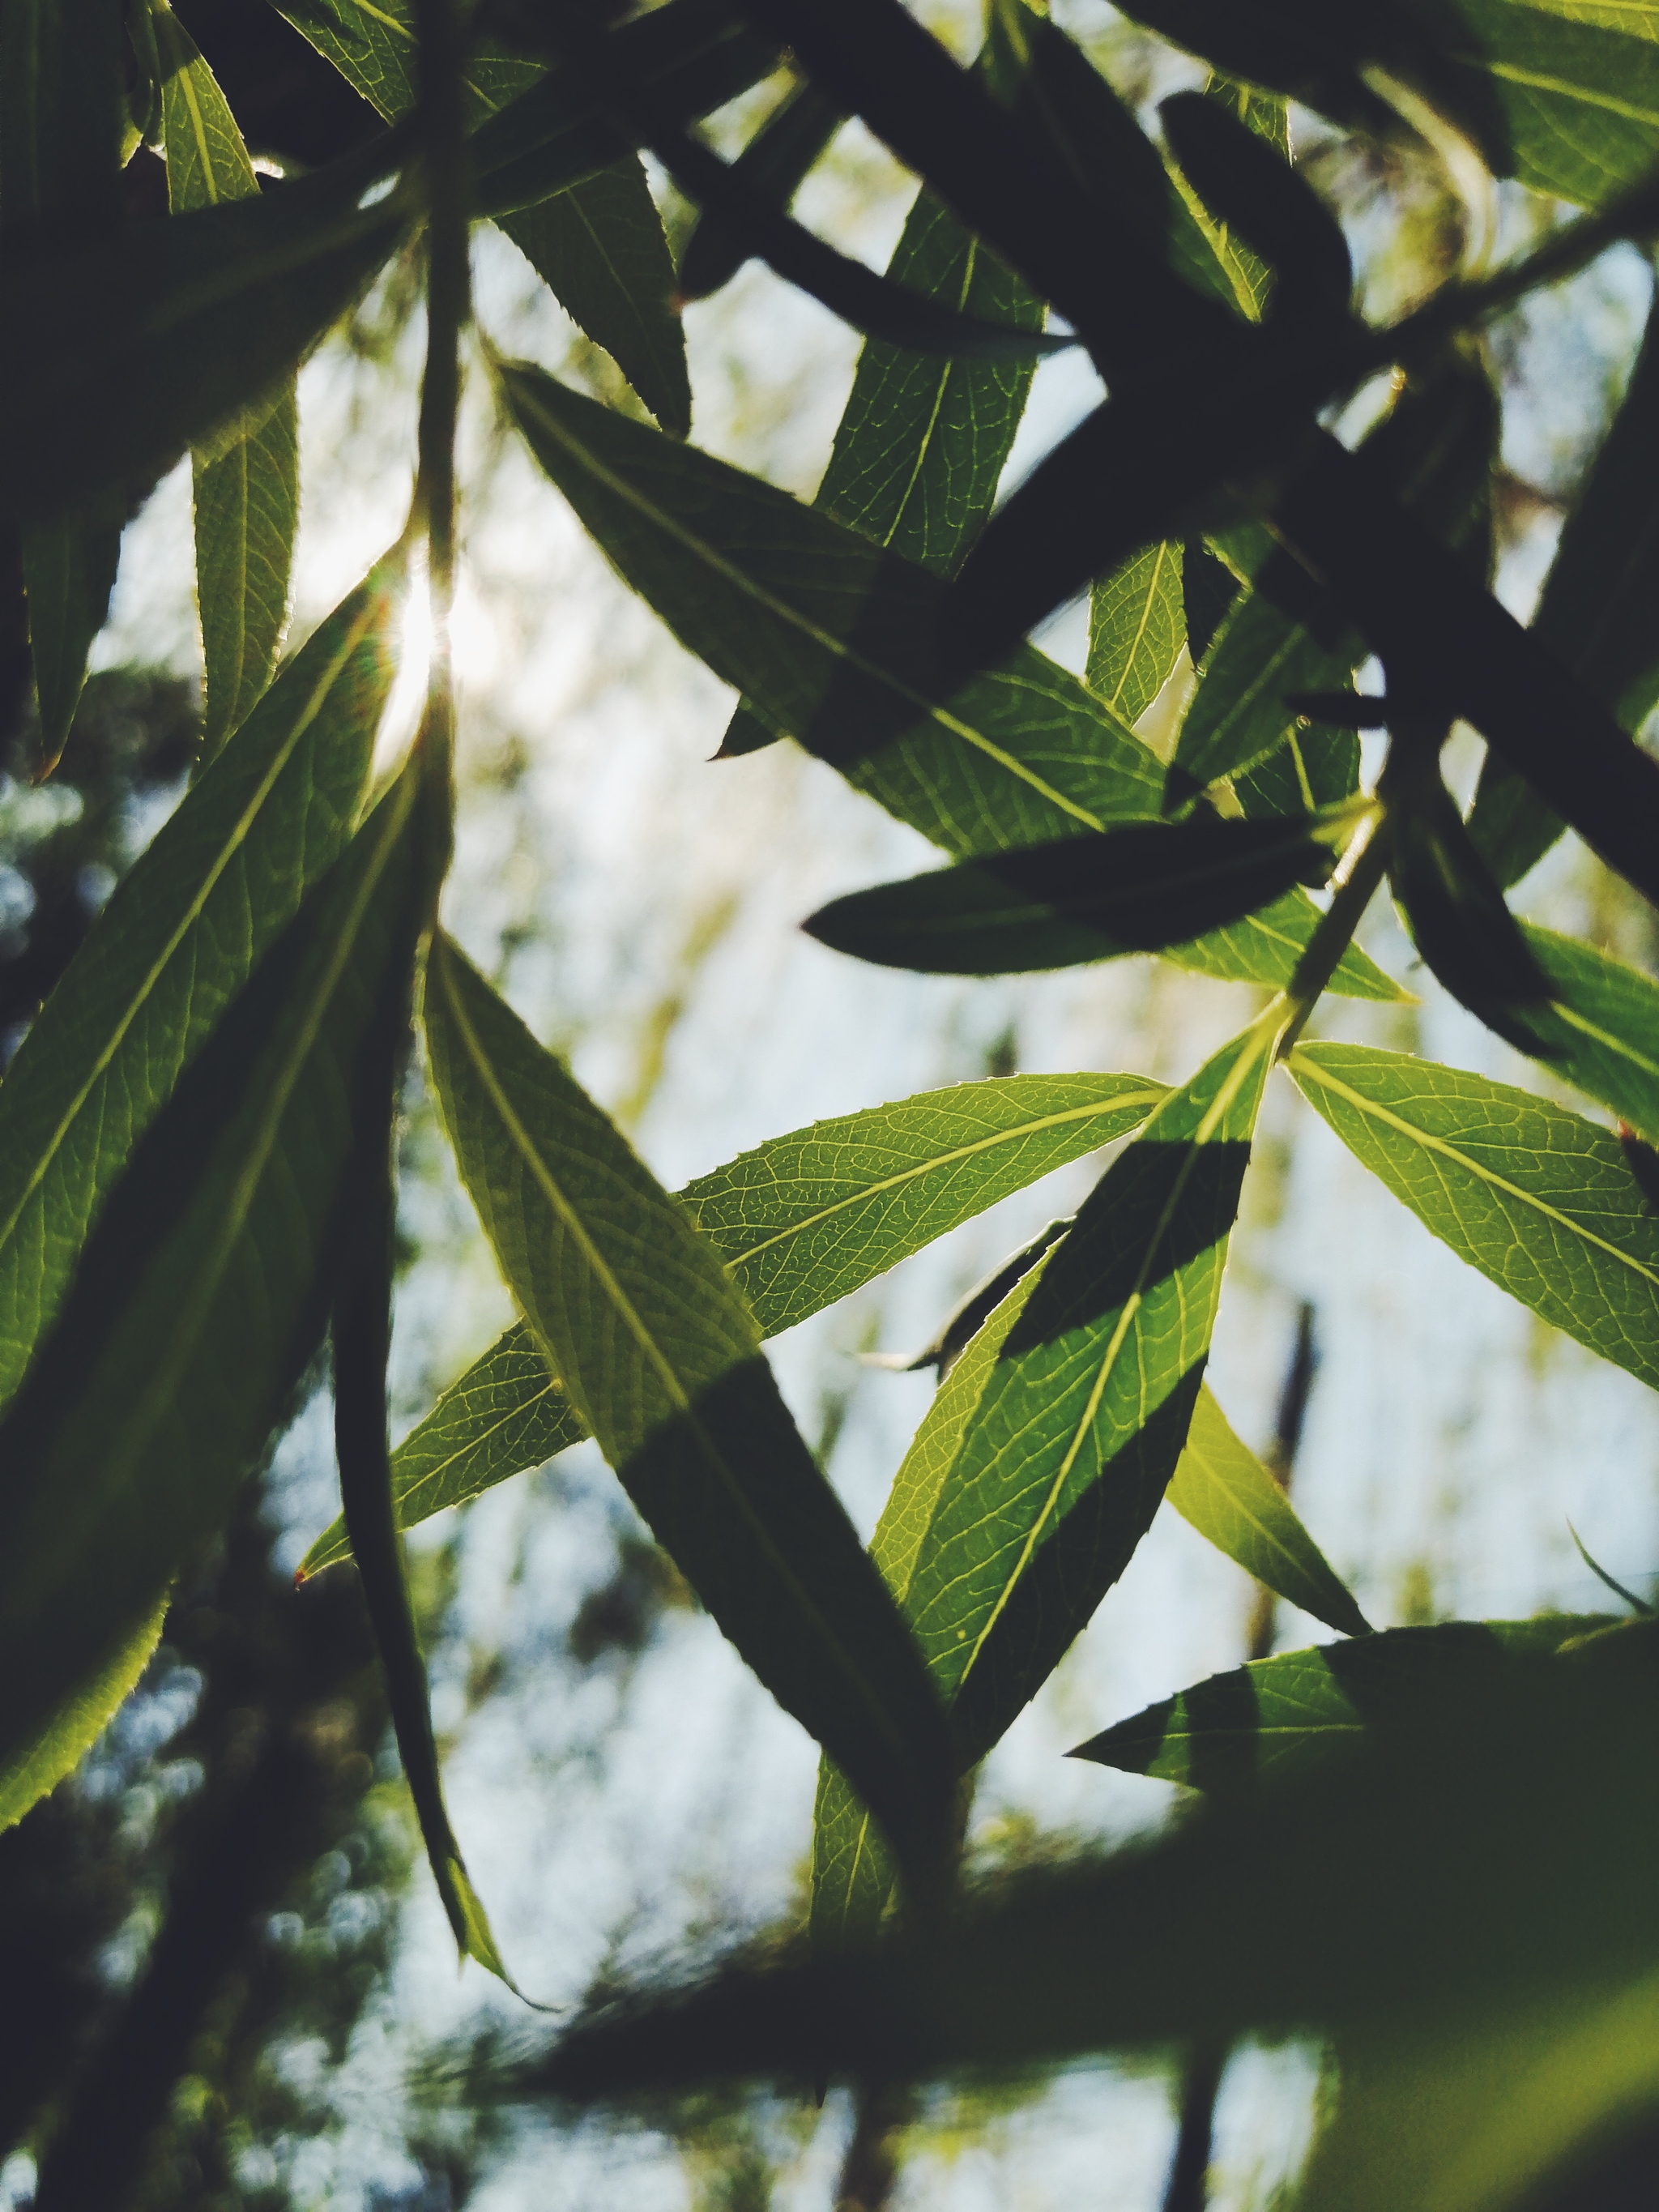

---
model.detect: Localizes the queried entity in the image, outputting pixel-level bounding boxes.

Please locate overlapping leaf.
[1290,1043,1659,1390]
[1524,923,1659,1144]
[0,563,399,1411]
[423,935,955,1888]
[1073,1614,1602,1791]
[277,0,689,429]
[1163,1386,1371,1638]
[1087,543,1187,729]
[154,2,300,758]
[0,749,429,1829]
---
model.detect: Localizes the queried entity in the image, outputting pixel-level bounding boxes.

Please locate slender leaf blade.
[301,1070,1169,1572]
[0,1591,168,1834]
[0,750,430,1824]
[423,934,955,1885]
[1290,1042,1659,1390]
[20,514,122,771]
[0,562,399,1410]
[1087,542,1186,728]
[1165,1385,1371,1638]
[1525,922,1659,1145]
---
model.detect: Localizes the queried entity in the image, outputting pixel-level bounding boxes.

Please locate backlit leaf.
[154,1,299,760]
[301,1070,1166,1574]
[1524,922,1659,1145]
[1164,1385,1371,1638]
[423,935,956,1889]
[0,748,430,1829]
[1289,1042,1659,1390]
[0,1591,168,1834]
[0,562,399,1411]
[1087,543,1186,730]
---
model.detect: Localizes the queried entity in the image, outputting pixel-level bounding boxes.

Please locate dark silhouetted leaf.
[1160,88,1350,317]
[804,812,1349,975]
[423,935,956,1890]
[677,79,842,298]
[0,562,400,1411]
[1289,1042,1659,1390]
[1163,1386,1371,1638]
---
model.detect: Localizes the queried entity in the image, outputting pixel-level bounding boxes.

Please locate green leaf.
[1158,892,1405,1001]
[153,1,300,760]
[1164,77,1289,321]
[1469,296,1659,886]
[497,358,1165,853]
[678,80,842,299]
[0,141,412,520]
[719,183,1045,756]
[804,813,1350,976]
[276,0,691,431]
[1072,1615,1597,1792]
[0,561,399,1411]
[1289,1042,1659,1391]
[1160,88,1350,318]
[301,1324,586,1577]
[1087,543,1186,729]
[1170,590,1358,803]
[20,513,123,774]
[0,1590,168,1834]
[1523,921,1659,1145]
[530,1617,1659,2095]
[1164,1384,1371,1638]
[422,933,956,1889]
[301,1068,1165,1574]
[0,746,431,1830]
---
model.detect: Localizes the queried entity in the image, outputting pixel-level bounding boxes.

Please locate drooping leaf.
[1072,1615,1598,1792]
[423,934,956,1889]
[0,747,430,1830]
[1163,1385,1371,1638]
[1087,543,1186,728]
[1469,294,1659,886]
[527,1619,1659,2095]
[1289,1042,1659,1390]
[0,137,413,520]
[0,562,399,1411]
[276,0,690,430]
[804,812,1349,976]
[498,358,1164,852]
[678,79,842,298]
[2,0,126,767]
[0,1591,168,1834]
[153,1,299,760]
[301,1070,1171,1573]
[719,177,1043,756]
[1523,922,1659,1146]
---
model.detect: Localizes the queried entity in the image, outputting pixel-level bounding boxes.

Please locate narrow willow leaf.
[153,1,299,759]
[499,360,1164,852]
[804,813,1348,976]
[2,0,126,765]
[916,1010,1279,1770]
[1524,922,1659,1145]
[678,79,842,299]
[1170,591,1358,804]
[0,142,412,519]
[1160,89,1350,317]
[0,750,429,1828]
[301,1326,586,1576]
[1164,78,1288,322]
[1290,1043,1659,1390]
[1087,543,1185,729]
[1164,1385,1371,1638]
[1072,1616,1601,1793]
[0,1590,168,1834]
[719,181,1043,755]
[0,562,399,1410]
[21,515,123,771]
[1160,893,1404,1001]
[1469,296,1659,886]
[277,0,689,430]
[301,1070,1163,1573]
[531,1620,1659,2094]
[423,935,955,1887]
[332,919,515,1987]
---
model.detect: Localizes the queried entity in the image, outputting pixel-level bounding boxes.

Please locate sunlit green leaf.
[276,0,689,430]
[1164,1385,1371,1638]
[1289,1043,1659,1390]
[423,934,956,1889]
[0,749,430,1830]
[1160,893,1403,1001]
[1525,922,1659,1145]
[1161,88,1349,318]
[0,1590,168,1834]
[1087,542,1186,729]
[154,1,299,760]
[301,1069,1165,1574]
[0,562,399,1411]
[1073,1614,1598,1791]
